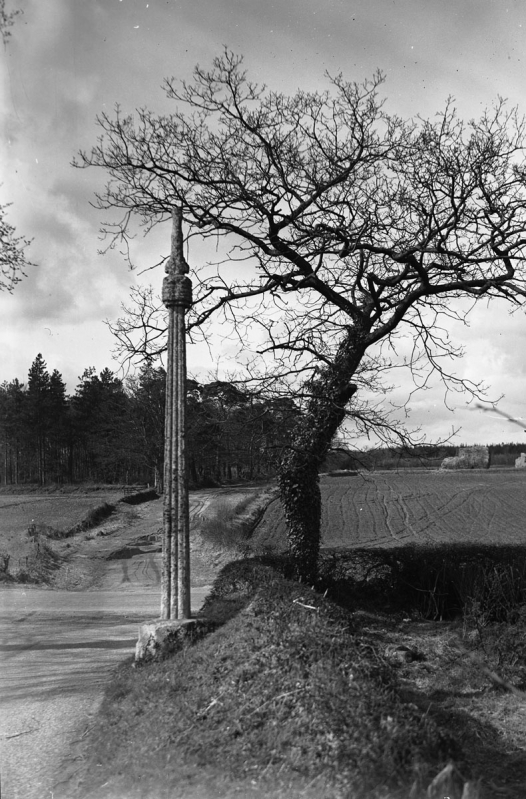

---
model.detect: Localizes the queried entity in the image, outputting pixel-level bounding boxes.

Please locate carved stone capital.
[162,274,193,309]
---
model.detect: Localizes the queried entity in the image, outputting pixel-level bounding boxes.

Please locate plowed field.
[251,470,526,551]
[0,493,122,535]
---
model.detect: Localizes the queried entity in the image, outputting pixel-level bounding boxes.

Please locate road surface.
[0,493,223,799]
[0,584,212,799]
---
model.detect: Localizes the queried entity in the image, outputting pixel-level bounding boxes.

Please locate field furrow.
[251,470,526,552]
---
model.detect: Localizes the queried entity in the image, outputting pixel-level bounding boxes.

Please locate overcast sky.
[1,0,526,446]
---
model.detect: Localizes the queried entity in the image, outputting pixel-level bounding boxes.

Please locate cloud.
[0,144,135,318]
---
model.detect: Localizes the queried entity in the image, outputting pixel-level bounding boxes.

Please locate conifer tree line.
[0,354,298,488]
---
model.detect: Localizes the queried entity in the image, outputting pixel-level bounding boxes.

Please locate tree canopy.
[78,51,526,579]
[80,52,526,355]
[0,356,296,488]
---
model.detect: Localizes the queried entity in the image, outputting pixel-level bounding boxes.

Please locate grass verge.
[75,558,461,799]
[64,502,117,537]
[119,489,160,506]
[32,501,117,540]
[198,489,276,550]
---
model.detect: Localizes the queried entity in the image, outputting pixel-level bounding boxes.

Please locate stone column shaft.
[161,208,192,620]
[161,309,175,619]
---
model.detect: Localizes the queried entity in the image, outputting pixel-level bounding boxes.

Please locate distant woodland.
[0,354,298,488]
[1,355,524,488]
[351,443,526,471]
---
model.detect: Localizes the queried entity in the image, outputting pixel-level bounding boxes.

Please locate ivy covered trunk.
[278,328,366,583]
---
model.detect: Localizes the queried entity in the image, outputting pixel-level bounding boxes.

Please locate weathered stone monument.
[441,446,490,470]
[136,208,205,664]
[515,452,526,469]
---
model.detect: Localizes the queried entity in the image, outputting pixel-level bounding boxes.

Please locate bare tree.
[1,3,32,291]
[77,51,526,580]
[0,201,33,292]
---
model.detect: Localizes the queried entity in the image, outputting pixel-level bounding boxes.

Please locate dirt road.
[0,490,243,799]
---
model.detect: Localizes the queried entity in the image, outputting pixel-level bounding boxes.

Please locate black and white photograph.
[1,1,526,797]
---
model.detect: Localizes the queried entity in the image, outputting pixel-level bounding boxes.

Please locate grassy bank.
[75,558,465,799]
[72,546,526,799]
[196,486,278,551]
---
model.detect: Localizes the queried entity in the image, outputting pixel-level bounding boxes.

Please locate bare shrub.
[319,544,526,623]
[16,535,63,583]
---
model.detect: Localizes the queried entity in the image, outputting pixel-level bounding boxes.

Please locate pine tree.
[0,379,25,484]
[47,369,68,482]
[25,354,51,484]
[127,364,166,489]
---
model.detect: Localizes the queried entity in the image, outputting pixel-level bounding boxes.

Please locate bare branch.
[81,51,526,578]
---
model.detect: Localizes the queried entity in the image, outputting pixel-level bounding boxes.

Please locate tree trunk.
[278,327,365,582]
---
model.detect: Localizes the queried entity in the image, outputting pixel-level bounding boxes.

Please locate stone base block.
[135,617,214,663]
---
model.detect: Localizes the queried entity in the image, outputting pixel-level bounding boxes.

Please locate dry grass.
[198,489,276,550]
[13,535,65,583]
[63,502,116,537]
[76,559,460,799]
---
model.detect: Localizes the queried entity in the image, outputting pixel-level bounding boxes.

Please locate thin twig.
[474,403,526,431]
[5,727,40,740]
[293,598,317,610]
